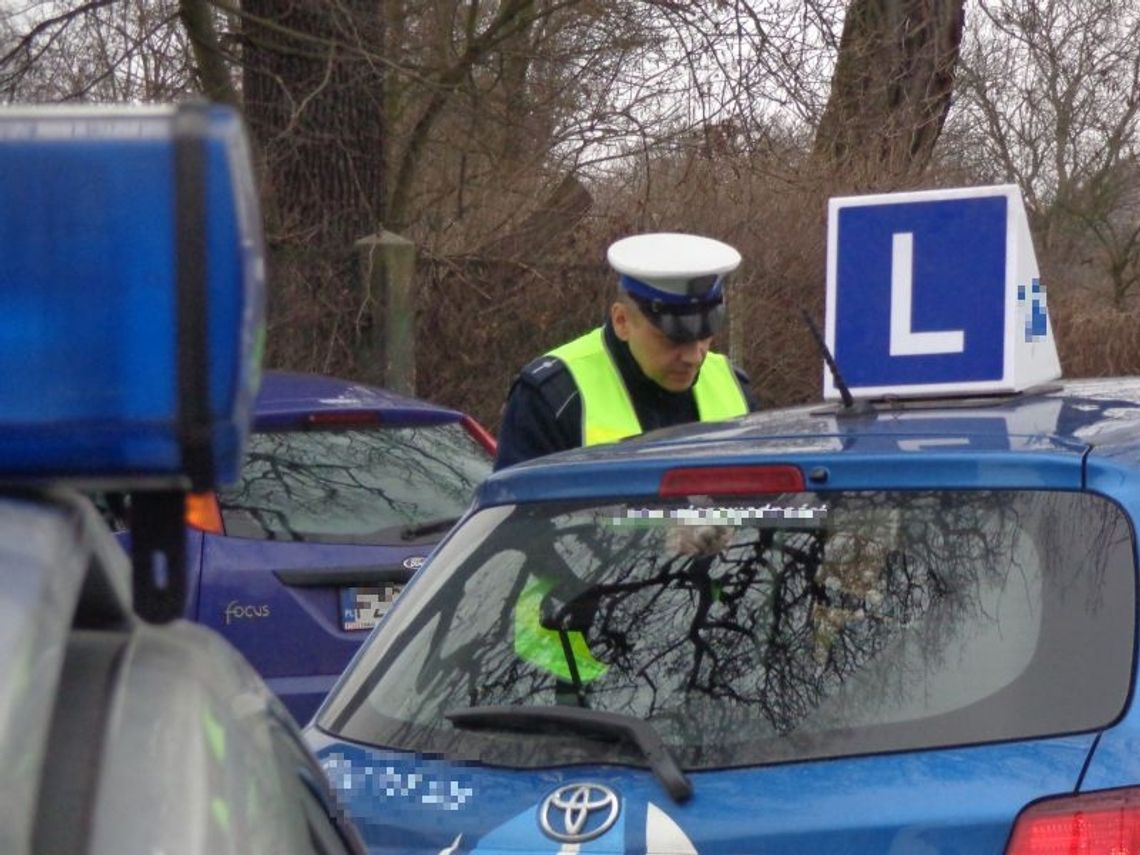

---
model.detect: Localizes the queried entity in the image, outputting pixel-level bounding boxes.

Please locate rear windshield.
[217,424,491,544]
[319,490,1135,770]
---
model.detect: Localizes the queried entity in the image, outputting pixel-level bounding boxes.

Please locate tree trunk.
[179,0,238,105]
[242,0,386,243]
[241,0,387,375]
[814,0,965,184]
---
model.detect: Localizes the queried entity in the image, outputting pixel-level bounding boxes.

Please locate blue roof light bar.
[0,102,266,487]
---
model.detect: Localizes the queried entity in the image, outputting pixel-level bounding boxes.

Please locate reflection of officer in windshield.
[509,520,608,706]
[512,511,738,706]
[495,233,761,470]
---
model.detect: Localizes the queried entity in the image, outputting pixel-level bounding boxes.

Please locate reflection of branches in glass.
[216,424,490,542]
[359,491,1129,766]
[1036,492,1125,611]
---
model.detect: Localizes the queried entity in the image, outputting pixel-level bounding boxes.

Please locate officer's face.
[612,299,712,392]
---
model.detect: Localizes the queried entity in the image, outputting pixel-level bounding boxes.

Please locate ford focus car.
[304,186,1140,854]
[108,370,496,724]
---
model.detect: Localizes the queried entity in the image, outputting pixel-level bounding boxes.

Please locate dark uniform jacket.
[494,321,759,470]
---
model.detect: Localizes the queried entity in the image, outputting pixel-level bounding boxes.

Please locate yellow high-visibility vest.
[548,327,748,446]
[513,576,608,683]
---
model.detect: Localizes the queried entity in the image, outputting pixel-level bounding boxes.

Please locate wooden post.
[355,231,416,395]
[727,276,742,369]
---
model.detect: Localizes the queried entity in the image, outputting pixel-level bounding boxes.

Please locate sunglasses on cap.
[630,294,726,343]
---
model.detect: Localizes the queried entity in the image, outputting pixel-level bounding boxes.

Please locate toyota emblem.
[538,783,620,843]
[402,556,425,570]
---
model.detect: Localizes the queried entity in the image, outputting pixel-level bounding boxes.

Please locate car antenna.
[799,309,872,414]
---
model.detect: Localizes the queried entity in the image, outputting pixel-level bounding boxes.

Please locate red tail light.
[658,464,805,497]
[185,491,223,534]
[1006,789,1140,854]
[462,414,498,456]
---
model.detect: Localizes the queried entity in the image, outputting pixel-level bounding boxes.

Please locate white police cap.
[607,232,741,342]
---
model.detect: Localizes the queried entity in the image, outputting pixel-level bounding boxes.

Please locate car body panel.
[108,388,487,724]
[309,377,1140,855]
[472,383,1140,507]
[89,621,324,855]
[311,733,1096,855]
[196,369,493,724]
[184,528,207,621]
[253,370,468,427]
[0,489,362,855]
[196,532,433,721]
[1072,453,1140,794]
[0,494,100,853]
[478,449,1086,506]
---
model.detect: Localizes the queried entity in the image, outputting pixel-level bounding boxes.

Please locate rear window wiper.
[400,516,461,541]
[445,705,692,803]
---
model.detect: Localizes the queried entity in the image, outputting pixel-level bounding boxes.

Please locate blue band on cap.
[620,274,724,305]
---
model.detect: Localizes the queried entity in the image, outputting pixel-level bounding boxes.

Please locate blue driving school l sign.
[824,184,1061,401]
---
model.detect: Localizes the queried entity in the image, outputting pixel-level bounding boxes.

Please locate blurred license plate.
[340,584,402,631]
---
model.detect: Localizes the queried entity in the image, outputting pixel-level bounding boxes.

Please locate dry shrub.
[409,144,835,430]
[265,137,1140,433]
[384,139,844,429]
[1035,220,1140,378]
[263,244,365,378]
[1051,294,1140,378]
[416,257,614,431]
[726,170,832,407]
[587,143,834,407]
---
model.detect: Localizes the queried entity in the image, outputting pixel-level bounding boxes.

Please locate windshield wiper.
[400,516,461,541]
[445,705,692,803]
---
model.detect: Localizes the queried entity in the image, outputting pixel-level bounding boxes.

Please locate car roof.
[254,370,465,427]
[478,378,1140,503]
[631,377,1140,454]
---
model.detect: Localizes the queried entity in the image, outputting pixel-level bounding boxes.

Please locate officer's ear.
[611,299,633,342]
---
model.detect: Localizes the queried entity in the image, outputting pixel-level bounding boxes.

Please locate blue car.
[304,186,1140,854]
[160,370,496,724]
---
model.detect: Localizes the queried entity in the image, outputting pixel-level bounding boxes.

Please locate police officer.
[495,232,760,470]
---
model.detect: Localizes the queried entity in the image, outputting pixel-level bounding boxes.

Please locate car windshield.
[318,489,1135,770]
[216,423,491,544]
